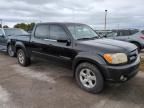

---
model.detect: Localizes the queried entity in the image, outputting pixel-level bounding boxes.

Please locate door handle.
[44,39,57,42]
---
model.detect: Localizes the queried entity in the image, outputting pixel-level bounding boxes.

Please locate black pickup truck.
[7,23,140,93]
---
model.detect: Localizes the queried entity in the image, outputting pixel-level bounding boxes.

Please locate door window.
[35,24,49,39]
[49,25,67,40]
[117,30,131,36]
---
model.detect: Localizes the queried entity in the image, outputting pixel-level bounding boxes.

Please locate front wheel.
[17,49,30,66]
[7,45,15,57]
[75,62,104,94]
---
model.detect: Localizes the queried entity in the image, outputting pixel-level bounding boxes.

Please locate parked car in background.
[7,22,140,93]
[0,28,29,56]
[96,29,144,52]
[94,30,112,38]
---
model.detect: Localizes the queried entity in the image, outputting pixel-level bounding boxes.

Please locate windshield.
[67,24,99,40]
[4,29,29,36]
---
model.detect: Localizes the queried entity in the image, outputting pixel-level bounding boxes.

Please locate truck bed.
[9,35,31,42]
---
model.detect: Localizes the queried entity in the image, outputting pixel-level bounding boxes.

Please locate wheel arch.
[15,42,30,58]
[130,41,141,49]
[72,56,107,80]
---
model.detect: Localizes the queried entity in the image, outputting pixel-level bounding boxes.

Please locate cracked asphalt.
[0,52,144,108]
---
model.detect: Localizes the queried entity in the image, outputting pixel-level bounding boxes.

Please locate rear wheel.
[75,62,104,94]
[17,49,30,66]
[7,45,15,57]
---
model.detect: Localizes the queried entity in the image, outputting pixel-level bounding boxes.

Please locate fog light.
[120,75,127,81]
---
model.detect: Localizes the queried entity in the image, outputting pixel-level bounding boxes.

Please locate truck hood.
[76,39,137,53]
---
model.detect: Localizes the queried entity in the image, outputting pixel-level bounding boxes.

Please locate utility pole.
[104,10,107,30]
[0,19,2,28]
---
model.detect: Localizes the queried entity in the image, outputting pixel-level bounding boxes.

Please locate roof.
[0,28,21,30]
[36,22,86,25]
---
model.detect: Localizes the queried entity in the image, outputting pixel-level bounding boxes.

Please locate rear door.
[30,24,51,56]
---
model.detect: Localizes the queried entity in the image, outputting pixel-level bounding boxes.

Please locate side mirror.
[57,39,71,46]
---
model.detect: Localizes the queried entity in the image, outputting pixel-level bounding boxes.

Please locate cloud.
[0,0,144,29]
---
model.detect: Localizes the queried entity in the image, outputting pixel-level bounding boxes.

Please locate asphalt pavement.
[0,52,144,108]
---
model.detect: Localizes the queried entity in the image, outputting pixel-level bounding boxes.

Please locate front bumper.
[102,56,140,82]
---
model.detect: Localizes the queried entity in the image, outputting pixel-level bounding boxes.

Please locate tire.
[17,49,30,66]
[75,62,104,94]
[7,45,15,57]
[133,43,141,52]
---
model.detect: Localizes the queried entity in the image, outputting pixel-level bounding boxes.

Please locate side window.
[119,31,124,36]
[50,25,67,40]
[35,24,49,38]
[118,30,130,36]
[107,32,117,37]
[130,30,139,35]
[116,31,120,36]
[123,30,131,36]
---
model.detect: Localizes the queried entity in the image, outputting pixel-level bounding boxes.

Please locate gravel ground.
[140,50,144,71]
[0,52,144,108]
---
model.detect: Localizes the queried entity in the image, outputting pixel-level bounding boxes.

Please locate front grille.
[128,49,138,63]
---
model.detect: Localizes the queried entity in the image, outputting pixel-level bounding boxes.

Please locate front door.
[46,24,74,59]
[30,24,51,57]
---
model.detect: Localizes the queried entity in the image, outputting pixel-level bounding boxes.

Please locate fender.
[72,52,108,78]
[72,52,106,70]
[15,41,31,58]
[130,41,141,48]
[7,38,16,52]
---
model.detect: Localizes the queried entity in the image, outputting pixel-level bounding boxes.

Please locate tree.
[14,23,27,31]
[3,25,9,28]
[14,23,35,31]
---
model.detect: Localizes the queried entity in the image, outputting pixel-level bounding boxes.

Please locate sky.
[0,0,144,29]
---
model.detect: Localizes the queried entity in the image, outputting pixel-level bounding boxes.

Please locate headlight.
[103,53,128,64]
